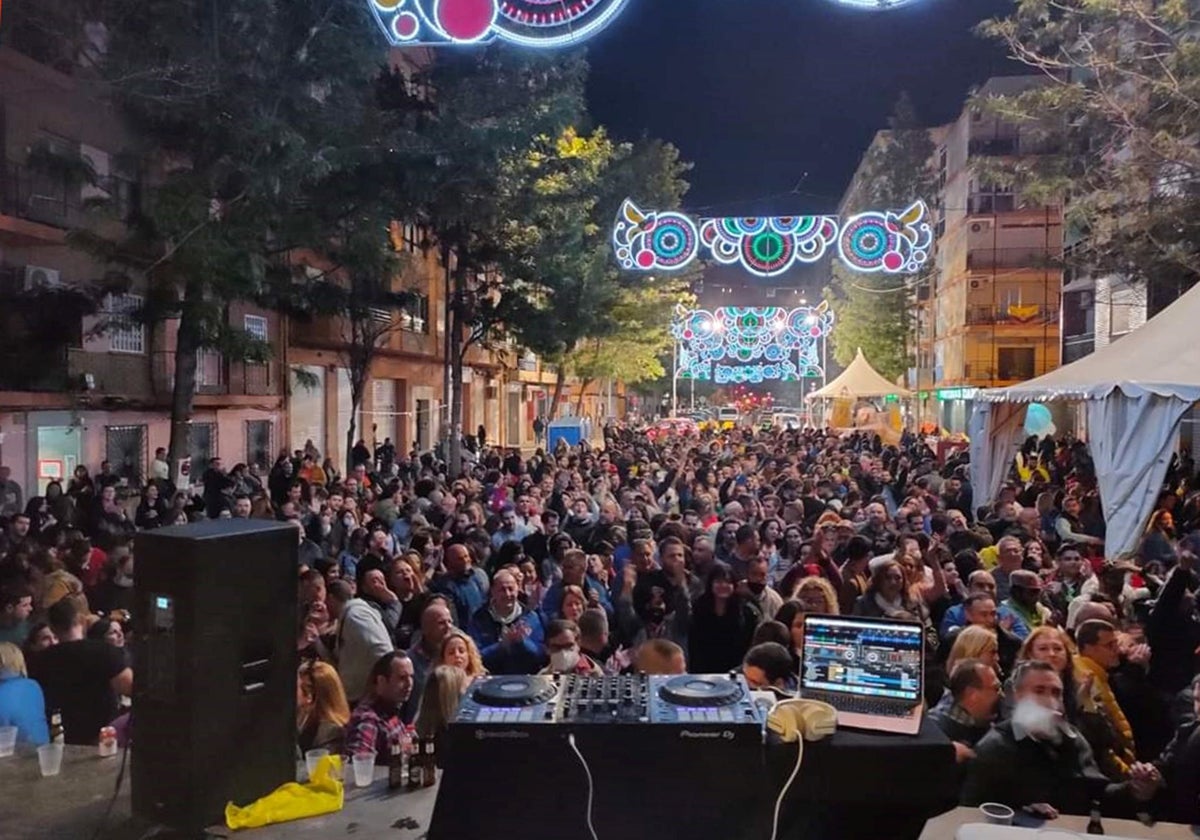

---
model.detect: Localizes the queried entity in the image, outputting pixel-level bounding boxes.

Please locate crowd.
[1,420,1200,826]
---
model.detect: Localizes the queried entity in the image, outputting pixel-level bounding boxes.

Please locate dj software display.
[428,673,766,840]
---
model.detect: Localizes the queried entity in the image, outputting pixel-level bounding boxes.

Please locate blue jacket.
[0,673,49,746]
[469,605,547,675]
[939,602,1030,641]
[431,569,488,628]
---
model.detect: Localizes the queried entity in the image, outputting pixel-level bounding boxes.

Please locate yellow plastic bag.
[224,754,345,830]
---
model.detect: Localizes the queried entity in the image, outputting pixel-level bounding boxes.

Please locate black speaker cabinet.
[132,519,298,832]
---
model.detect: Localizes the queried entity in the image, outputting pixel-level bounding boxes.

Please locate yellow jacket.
[1074,654,1135,779]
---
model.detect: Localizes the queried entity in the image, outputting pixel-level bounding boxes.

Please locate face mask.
[550,649,580,672]
[1012,697,1062,742]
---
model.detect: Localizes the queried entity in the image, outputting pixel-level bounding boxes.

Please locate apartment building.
[930,76,1064,431]
[0,39,284,495]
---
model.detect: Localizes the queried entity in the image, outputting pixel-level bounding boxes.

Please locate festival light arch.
[672,304,835,384]
[367,0,632,47]
[614,199,933,278]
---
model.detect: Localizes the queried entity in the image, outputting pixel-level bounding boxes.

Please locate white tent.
[806,348,911,401]
[970,281,1200,555]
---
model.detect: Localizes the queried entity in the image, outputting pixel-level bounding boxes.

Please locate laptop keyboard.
[810,693,914,718]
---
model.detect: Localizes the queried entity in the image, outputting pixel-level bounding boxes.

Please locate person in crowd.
[946,625,1000,678]
[27,598,131,745]
[1002,569,1051,638]
[1074,618,1137,780]
[438,628,487,679]
[633,638,687,675]
[939,571,1029,640]
[343,651,415,764]
[407,599,455,710]
[296,659,350,755]
[742,642,797,692]
[962,660,1161,818]
[688,565,758,674]
[0,584,33,646]
[540,619,604,676]
[414,664,470,765]
[931,658,1001,764]
[469,568,546,675]
[326,580,394,705]
[431,542,488,628]
[0,642,49,746]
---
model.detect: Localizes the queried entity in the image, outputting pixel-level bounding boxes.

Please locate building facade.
[929,77,1064,431]
[0,42,285,496]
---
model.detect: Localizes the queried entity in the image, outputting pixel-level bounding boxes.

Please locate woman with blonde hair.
[1006,625,1082,722]
[793,576,839,616]
[0,642,49,746]
[946,625,999,677]
[414,665,471,767]
[438,628,487,679]
[297,659,350,755]
[559,584,588,623]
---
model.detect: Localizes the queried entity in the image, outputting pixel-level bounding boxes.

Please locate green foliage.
[977,0,1200,293]
[826,93,933,382]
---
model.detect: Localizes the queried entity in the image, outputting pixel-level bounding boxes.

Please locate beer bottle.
[49,709,64,745]
[406,736,424,790]
[387,738,406,790]
[1086,801,1104,835]
[421,737,436,787]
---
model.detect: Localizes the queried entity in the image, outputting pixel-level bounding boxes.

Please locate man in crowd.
[932,658,1001,764]
[343,651,415,763]
[327,579,394,704]
[469,568,546,674]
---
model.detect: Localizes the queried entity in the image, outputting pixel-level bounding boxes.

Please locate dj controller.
[429,673,765,840]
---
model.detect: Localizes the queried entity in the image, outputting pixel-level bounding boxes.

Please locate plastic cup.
[37,743,63,777]
[979,802,1015,825]
[0,726,17,757]
[351,752,376,788]
[304,748,329,779]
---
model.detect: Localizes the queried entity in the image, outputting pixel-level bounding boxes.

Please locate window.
[246,420,273,470]
[188,422,217,468]
[105,425,146,484]
[244,314,268,342]
[401,293,429,333]
[997,347,1035,380]
[194,349,225,392]
[369,306,392,323]
[107,293,145,353]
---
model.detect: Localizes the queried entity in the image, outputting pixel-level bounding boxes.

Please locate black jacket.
[962,721,1135,816]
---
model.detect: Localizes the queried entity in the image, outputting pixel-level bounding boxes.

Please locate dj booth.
[428,673,956,840]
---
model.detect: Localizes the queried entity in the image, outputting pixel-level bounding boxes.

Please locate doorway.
[37,426,81,493]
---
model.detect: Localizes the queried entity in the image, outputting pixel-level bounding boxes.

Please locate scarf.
[488,602,523,626]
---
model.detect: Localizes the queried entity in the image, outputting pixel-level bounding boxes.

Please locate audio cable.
[770,737,804,840]
[566,733,599,840]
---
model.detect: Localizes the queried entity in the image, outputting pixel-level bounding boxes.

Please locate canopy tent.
[806,348,911,401]
[970,280,1200,556]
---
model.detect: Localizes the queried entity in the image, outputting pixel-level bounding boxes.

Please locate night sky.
[586,0,1018,217]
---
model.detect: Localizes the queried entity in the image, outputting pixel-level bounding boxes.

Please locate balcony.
[0,347,72,391]
[966,304,1059,327]
[0,161,137,244]
[153,351,281,397]
[966,248,1060,272]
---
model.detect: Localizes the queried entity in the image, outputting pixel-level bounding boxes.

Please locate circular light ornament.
[493,0,631,46]
[827,0,922,8]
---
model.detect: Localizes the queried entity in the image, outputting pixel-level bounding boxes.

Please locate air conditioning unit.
[24,265,61,290]
[970,221,994,234]
[970,280,983,289]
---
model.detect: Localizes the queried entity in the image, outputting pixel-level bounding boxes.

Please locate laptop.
[799,614,925,735]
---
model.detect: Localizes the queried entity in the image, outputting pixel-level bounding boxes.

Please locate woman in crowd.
[854,557,942,704]
[297,659,350,755]
[439,628,487,679]
[134,482,168,530]
[774,524,805,586]
[558,584,588,623]
[946,625,999,677]
[414,665,471,767]
[1004,625,1082,722]
[0,642,48,746]
[688,565,758,674]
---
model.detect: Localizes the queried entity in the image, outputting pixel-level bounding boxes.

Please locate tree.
[825,93,934,382]
[24,0,392,476]
[497,131,694,421]
[977,0,1200,303]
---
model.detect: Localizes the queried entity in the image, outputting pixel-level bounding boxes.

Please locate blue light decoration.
[672,304,835,384]
[614,198,933,278]
[367,0,632,47]
[827,0,922,9]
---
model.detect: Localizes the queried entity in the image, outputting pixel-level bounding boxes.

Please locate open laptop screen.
[801,615,923,703]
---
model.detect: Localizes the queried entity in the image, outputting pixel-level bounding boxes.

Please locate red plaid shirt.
[344,698,406,764]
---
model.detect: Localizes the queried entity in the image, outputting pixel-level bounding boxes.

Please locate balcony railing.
[966,304,1059,326]
[153,350,226,395]
[1,161,137,230]
[0,347,72,391]
[966,248,1061,272]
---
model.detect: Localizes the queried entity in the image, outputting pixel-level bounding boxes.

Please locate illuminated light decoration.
[700,215,839,278]
[837,200,933,274]
[366,0,631,47]
[614,198,932,277]
[672,304,834,383]
[613,199,700,272]
[828,0,921,9]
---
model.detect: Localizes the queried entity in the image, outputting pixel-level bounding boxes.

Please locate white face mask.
[550,648,580,673]
[1012,697,1063,742]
